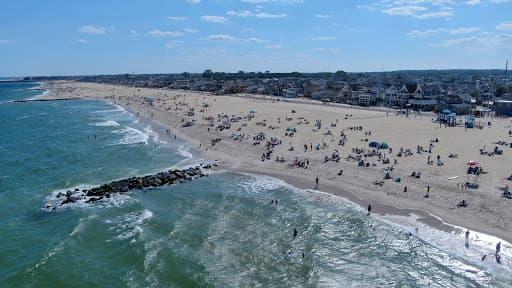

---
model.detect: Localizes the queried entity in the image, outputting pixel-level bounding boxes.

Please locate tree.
[496,85,508,97]
[202,69,213,79]
[335,70,347,80]
[182,72,190,78]
[212,72,225,80]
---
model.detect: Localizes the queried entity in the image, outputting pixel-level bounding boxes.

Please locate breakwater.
[13,98,82,103]
[47,164,213,209]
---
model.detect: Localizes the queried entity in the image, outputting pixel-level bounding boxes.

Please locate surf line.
[46,164,215,210]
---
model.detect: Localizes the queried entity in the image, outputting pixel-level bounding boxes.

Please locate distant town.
[23,68,512,116]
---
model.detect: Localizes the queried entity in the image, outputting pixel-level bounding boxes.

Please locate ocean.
[0,82,510,287]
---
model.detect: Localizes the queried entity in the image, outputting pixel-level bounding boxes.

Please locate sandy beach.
[42,81,512,244]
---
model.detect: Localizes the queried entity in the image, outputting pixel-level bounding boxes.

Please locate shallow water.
[0,82,510,287]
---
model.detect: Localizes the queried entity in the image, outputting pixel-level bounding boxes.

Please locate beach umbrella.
[379,142,389,149]
[369,141,379,148]
[466,161,478,166]
[249,109,256,113]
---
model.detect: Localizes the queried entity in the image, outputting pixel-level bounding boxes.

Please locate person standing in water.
[496,242,502,264]
[465,230,470,248]
[293,228,298,239]
[367,204,372,216]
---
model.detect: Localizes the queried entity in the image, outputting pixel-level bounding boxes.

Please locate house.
[351,87,375,106]
[334,84,352,103]
[283,87,298,98]
[369,86,385,103]
[385,85,398,105]
[413,84,424,99]
[394,84,414,106]
[422,84,444,100]
[408,99,437,111]
[494,100,512,116]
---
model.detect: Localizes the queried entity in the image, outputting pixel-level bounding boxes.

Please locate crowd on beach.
[45,82,512,267]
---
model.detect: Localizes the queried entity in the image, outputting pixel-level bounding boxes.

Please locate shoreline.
[40,81,512,247]
[235,166,457,233]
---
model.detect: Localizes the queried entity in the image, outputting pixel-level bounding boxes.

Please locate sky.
[1,0,511,76]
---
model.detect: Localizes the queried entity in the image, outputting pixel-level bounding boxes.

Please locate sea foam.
[91,120,120,127]
[237,172,512,281]
[112,127,149,145]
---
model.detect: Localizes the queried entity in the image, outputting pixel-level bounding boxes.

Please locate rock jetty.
[47,164,213,209]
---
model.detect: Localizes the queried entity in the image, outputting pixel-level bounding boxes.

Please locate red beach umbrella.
[466,161,478,166]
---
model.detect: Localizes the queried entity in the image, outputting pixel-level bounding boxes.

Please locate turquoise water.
[0,82,510,287]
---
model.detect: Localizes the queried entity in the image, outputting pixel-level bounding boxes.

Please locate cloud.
[165,40,184,48]
[313,47,341,53]
[430,33,512,49]
[264,44,283,49]
[76,39,88,44]
[383,0,474,5]
[227,10,254,17]
[0,39,15,44]
[407,27,480,38]
[357,4,376,11]
[241,0,303,3]
[414,9,454,18]
[490,0,512,2]
[208,34,236,41]
[315,14,333,18]
[497,21,512,31]
[311,36,336,41]
[382,5,453,18]
[255,12,287,18]
[184,28,199,33]
[246,37,266,42]
[168,16,187,21]
[79,25,110,34]
[206,34,267,43]
[227,10,287,18]
[147,30,184,37]
[187,0,201,3]
[382,6,427,16]
[129,29,139,38]
[201,15,228,23]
